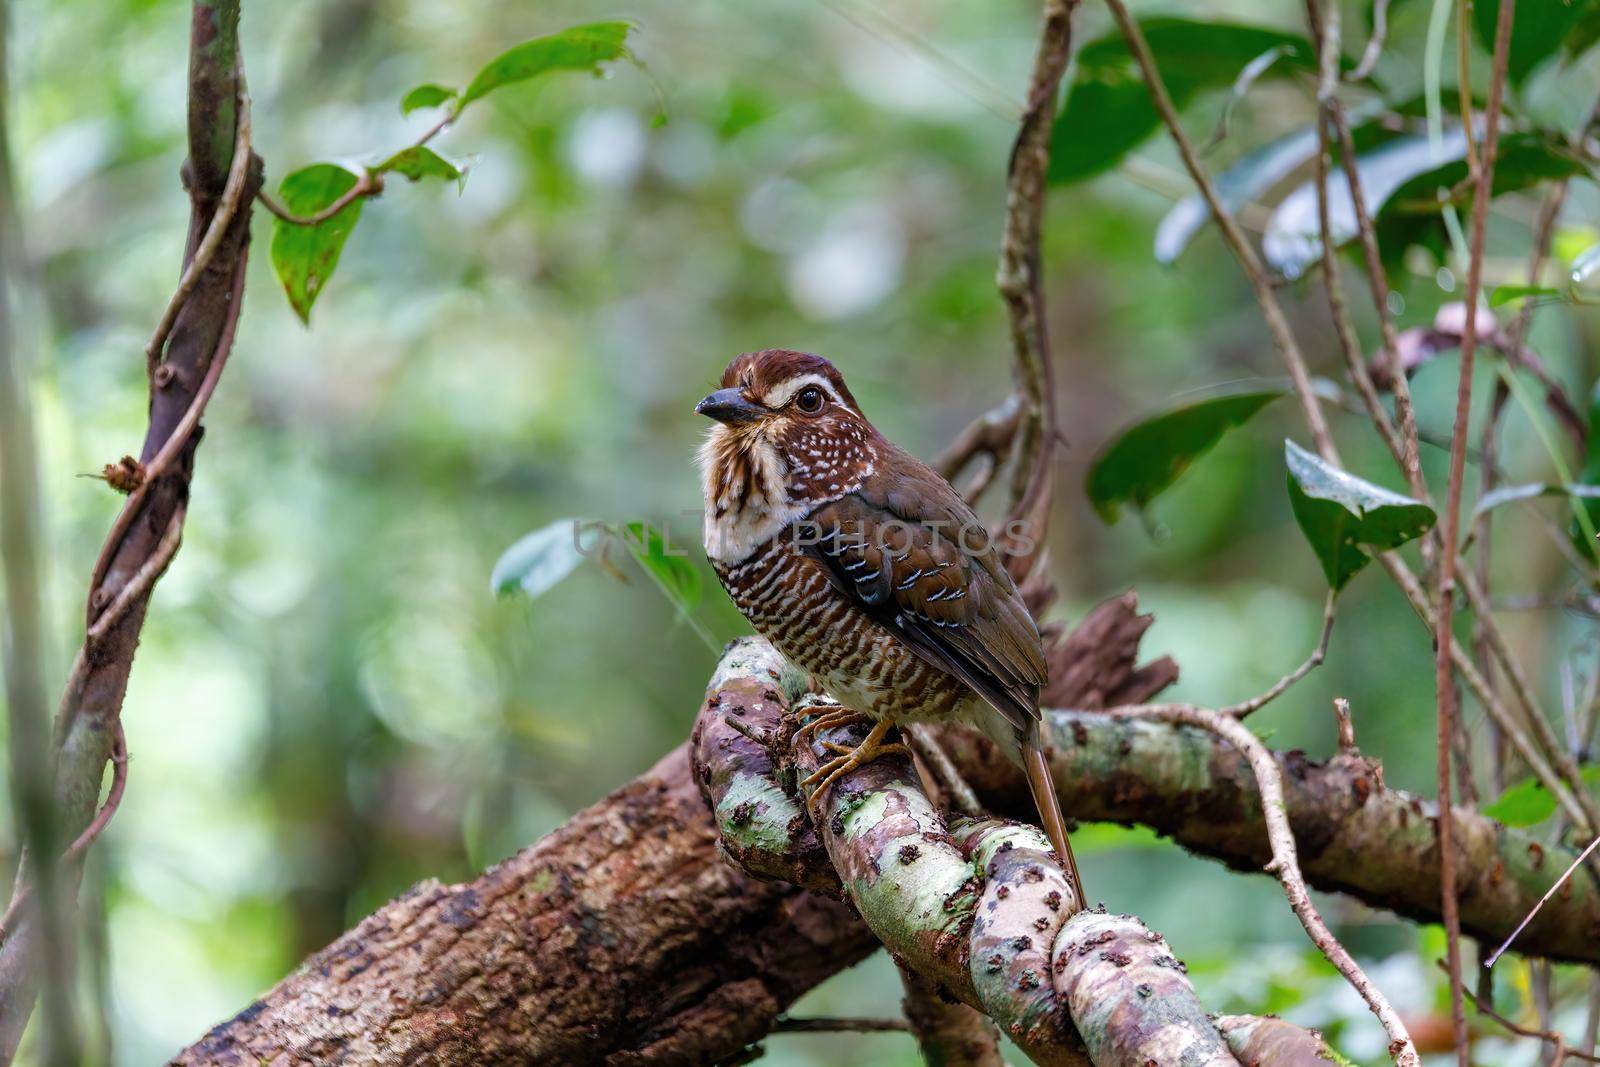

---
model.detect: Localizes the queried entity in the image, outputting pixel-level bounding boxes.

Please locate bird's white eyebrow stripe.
[762,373,846,410]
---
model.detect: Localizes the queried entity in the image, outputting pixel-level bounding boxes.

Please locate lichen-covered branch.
[180,596,1600,1061]
[694,637,1333,1066]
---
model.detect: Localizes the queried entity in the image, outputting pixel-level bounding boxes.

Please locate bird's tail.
[1022,719,1085,909]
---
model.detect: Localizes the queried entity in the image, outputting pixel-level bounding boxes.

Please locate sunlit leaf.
[1050,19,1318,184]
[1265,130,1589,279]
[621,521,702,616]
[1086,389,1285,521]
[378,145,463,184]
[459,21,633,110]
[1155,126,1318,264]
[1472,0,1600,86]
[1285,440,1436,591]
[1263,128,1468,280]
[269,163,366,324]
[1483,776,1558,827]
[491,518,590,599]
[400,83,457,115]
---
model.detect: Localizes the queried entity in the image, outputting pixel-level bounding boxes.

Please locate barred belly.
[713,534,970,723]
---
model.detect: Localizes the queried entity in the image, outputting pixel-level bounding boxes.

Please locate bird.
[695,348,1082,899]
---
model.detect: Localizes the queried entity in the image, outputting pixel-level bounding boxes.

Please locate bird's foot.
[800,718,911,822]
[793,706,868,747]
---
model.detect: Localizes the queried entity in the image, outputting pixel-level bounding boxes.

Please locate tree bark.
[174,745,874,1066]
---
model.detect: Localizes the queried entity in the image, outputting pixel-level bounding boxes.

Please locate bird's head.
[695,349,880,562]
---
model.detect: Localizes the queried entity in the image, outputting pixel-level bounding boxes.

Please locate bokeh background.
[5,0,1600,1062]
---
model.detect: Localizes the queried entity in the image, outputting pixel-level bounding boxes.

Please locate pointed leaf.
[378,145,463,183]
[1086,389,1285,522]
[269,163,366,323]
[1156,126,1319,264]
[400,83,457,115]
[1050,19,1319,185]
[491,518,590,599]
[459,21,633,110]
[1285,440,1437,591]
[1489,284,1564,308]
[621,521,701,616]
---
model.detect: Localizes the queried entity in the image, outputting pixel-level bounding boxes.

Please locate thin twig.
[1434,7,1515,1053]
[1107,0,1338,463]
[933,394,1021,504]
[996,0,1075,575]
[144,76,253,375]
[771,1016,910,1034]
[1328,102,1428,500]
[1348,0,1391,81]
[86,240,250,623]
[255,171,376,227]
[1308,1,1408,476]
[906,724,983,816]
[1449,963,1600,1063]
[1106,701,1419,1066]
[1485,832,1600,968]
[1230,591,1336,720]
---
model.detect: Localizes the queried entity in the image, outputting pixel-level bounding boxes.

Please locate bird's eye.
[795,387,825,414]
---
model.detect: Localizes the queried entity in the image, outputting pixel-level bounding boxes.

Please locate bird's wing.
[801,450,1046,734]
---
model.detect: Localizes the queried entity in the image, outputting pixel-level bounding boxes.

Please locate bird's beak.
[695,388,765,424]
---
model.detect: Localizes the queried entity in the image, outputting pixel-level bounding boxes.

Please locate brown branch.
[1435,6,1514,1057]
[1452,963,1600,1064]
[1100,700,1417,1064]
[996,0,1075,576]
[176,596,1600,1063]
[255,171,378,227]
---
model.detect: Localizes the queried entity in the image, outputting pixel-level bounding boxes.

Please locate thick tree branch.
[179,596,1600,1061]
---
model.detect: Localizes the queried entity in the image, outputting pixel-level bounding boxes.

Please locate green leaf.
[378,145,463,184]
[490,518,589,599]
[621,521,701,616]
[1484,776,1559,827]
[1489,284,1564,308]
[1473,0,1600,86]
[1086,389,1285,521]
[400,83,457,115]
[269,163,366,324]
[1050,19,1318,185]
[459,21,633,110]
[1155,126,1319,264]
[1285,440,1437,591]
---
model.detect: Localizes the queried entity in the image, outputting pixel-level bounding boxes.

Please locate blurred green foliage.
[4,0,1600,1063]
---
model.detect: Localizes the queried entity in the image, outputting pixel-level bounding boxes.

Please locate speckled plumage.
[696,349,1046,748]
[696,350,1080,892]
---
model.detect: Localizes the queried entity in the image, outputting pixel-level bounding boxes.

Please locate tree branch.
[177,597,1600,1062]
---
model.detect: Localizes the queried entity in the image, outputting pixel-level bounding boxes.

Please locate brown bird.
[696,348,1081,897]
